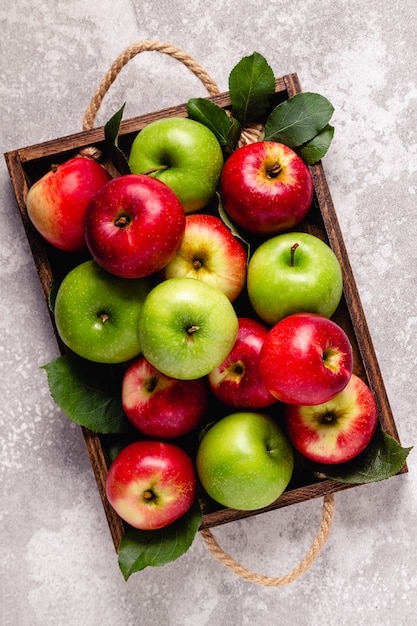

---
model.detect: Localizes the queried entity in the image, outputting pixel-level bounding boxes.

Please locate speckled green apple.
[138,277,239,380]
[54,260,151,364]
[128,117,224,213]
[247,231,343,325]
[196,411,294,511]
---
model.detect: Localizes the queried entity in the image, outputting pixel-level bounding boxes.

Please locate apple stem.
[140,165,169,176]
[322,413,335,424]
[267,161,282,178]
[146,376,158,393]
[114,215,131,228]
[233,363,244,376]
[290,242,299,266]
[193,259,202,269]
[100,313,109,323]
[187,325,200,334]
[143,490,155,501]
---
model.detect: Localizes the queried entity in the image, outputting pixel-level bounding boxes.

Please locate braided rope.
[82,40,220,131]
[200,494,335,586]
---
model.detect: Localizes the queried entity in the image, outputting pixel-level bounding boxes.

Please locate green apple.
[54,260,151,363]
[247,231,343,325]
[138,277,239,380]
[196,411,294,510]
[128,117,224,213]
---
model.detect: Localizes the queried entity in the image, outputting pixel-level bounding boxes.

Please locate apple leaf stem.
[290,242,299,266]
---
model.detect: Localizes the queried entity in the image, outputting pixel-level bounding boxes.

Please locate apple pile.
[26,112,380,532]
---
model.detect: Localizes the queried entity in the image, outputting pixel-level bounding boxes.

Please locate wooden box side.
[4,74,406,551]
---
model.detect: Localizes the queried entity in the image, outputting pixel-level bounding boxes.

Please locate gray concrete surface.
[1,1,416,624]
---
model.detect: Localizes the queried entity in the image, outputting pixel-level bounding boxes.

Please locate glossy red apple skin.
[208,317,277,409]
[259,313,353,406]
[284,374,379,464]
[163,213,248,302]
[220,141,314,235]
[26,156,112,253]
[122,356,208,438]
[106,440,196,530]
[85,174,186,278]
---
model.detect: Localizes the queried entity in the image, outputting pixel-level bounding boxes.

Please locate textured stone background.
[1,1,416,624]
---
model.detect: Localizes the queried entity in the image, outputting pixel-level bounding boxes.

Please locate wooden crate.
[4,73,406,551]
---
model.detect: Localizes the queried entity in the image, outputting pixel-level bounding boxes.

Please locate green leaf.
[216,192,250,258]
[264,92,334,147]
[42,354,131,434]
[104,103,131,175]
[312,429,412,484]
[229,52,276,124]
[297,124,334,164]
[226,115,243,153]
[187,98,233,149]
[118,498,203,580]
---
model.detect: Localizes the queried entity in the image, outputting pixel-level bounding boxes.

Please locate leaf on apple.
[42,353,132,434]
[216,192,251,259]
[297,124,335,165]
[187,97,239,153]
[104,102,131,176]
[264,92,334,153]
[118,498,202,580]
[228,51,276,124]
[311,428,412,484]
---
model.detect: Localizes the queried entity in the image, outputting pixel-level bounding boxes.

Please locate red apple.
[163,213,247,302]
[284,374,379,464]
[208,317,277,408]
[259,313,353,406]
[121,356,208,438]
[219,141,314,235]
[26,156,112,253]
[106,440,196,530]
[84,174,186,278]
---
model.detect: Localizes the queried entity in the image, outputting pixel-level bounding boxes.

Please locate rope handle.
[201,494,335,586]
[83,40,336,585]
[82,40,221,131]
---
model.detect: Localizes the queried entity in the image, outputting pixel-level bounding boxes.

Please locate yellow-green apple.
[138,277,239,380]
[121,356,208,438]
[284,374,379,464]
[128,117,224,213]
[84,174,185,278]
[26,156,111,253]
[219,141,314,235]
[54,260,150,363]
[247,232,343,325]
[208,317,277,408]
[106,440,196,530]
[259,313,353,406]
[163,213,247,302]
[196,411,294,510]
